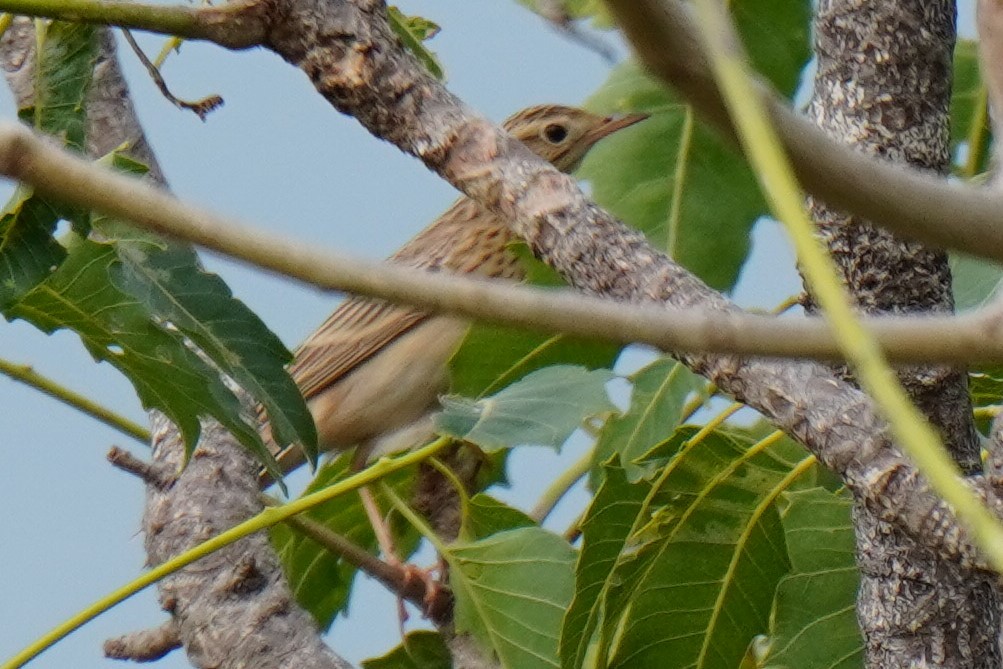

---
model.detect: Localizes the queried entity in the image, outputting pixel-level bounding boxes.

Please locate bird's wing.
[289,298,430,400]
[290,198,517,401]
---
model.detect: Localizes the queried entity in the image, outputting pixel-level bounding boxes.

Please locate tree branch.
[0,22,356,669]
[0,1,1000,579]
[6,0,1003,266]
[4,122,1003,365]
[602,0,1003,265]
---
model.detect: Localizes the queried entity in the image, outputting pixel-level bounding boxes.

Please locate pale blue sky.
[2,1,976,667]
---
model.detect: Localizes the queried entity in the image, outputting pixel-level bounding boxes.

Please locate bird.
[261,105,648,479]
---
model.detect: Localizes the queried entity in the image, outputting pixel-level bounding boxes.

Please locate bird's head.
[502,104,649,173]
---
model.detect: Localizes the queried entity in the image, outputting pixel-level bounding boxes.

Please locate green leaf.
[560,459,650,669]
[5,234,261,460]
[731,0,812,97]
[967,367,1003,409]
[950,251,1002,311]
[448,527,575,669]
[448,243,621,399]
[594,428,800,669]
[449,325,620,399]
[763,488,861,669]
[437,365,615,452]
[94,216,317,466]
[593,357,702,483]
[580,62,765,291]
[951,38,992,176]
[270,452,420,630]
[363,631,452,669]
[579,0,809,291]
[388,6,444,80]
[1,22,100,306]
[0,187,64,309]
[465,493,536,541]
[31,21,100,151]
[515,0,615,28]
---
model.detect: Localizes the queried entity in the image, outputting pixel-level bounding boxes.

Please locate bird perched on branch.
[261,104,647,478]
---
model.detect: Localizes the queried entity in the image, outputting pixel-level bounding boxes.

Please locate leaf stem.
[1,436,452,669]
[691,0,1003,571]
[0,357,149,443]
[963,83,991,179]
[379,480,450,556]
[531,447,593,523]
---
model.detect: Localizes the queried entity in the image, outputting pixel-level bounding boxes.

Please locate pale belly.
[308,316,469,457]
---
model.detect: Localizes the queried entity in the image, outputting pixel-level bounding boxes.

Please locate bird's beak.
[587,112,650,144]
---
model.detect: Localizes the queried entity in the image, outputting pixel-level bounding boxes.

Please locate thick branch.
[4,123,1003,365]
[0,23,356,668]
[797,0,993,664]
[0,1,997,579]
[6,0,1003,265]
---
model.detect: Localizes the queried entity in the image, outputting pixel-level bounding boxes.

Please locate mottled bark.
[0,24,356,668]
[801,2,997,666]
[5,1,1003,666]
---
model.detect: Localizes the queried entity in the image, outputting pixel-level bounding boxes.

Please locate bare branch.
[6,0,1003,265]
[3,121,1003,365]
[103,621,181,662]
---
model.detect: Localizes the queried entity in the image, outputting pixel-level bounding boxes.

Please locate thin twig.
[259,493,453,623]
[103,621,181,662]
[0,357,150,443]
[107,446,172,488]
[120,28,222,120]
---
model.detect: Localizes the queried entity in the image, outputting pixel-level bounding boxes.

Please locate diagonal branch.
[5,0,1003,266]
[6,120,1003,365]
[0,0,999,579]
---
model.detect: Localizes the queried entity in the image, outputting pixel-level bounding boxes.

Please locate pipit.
[259,106,646,595]
[261,104,648,479]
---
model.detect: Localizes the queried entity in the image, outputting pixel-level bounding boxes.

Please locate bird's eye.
[543,123,569,144]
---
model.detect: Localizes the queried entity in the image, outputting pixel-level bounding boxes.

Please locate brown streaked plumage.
[263,105,648,478]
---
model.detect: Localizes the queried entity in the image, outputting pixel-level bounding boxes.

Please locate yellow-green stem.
[0,13,14,40]
[691,0,1003,570]
[379,481,449,555]
[964,83,991,179]
[0,358,150,444]
[2,436,451,669]
[531,447,594,523]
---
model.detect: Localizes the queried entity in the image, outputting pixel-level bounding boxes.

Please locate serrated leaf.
[438,365,615,452]
[5,234,264,461]
[94,216,317,465]
[0,187,64,309]
[31,21,100,151]
[560,459,650,669]
[362,631,452,669]
[448,526,575,669]
[388,6,444,80]
[591,428,800,669]
[763,488,861,669]
[270,452,420,630]
[593,357,702,483]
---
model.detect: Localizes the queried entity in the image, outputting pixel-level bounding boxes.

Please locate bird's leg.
[351,445,443,621]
